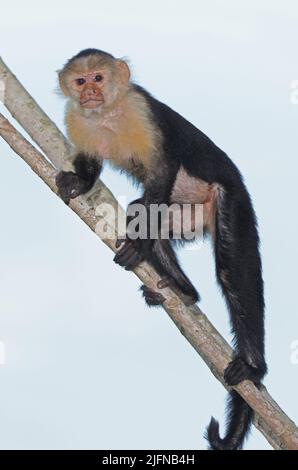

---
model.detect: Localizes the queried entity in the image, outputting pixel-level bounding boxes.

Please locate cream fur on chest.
[66,90,161,170]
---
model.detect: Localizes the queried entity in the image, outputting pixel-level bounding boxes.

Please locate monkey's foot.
[140,285,166,307]
[157,276,199,306]
[56,171,91,204]
[224,356,266,386]
[156,270,200,305]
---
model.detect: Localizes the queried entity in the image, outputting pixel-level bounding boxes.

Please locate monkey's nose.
[86,87,98,96]
[80,83,103,107]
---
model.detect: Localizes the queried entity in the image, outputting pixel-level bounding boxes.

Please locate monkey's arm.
[56,153,102,204]
[113,158,179,270]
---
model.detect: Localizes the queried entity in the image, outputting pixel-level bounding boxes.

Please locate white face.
[60,58,131,113]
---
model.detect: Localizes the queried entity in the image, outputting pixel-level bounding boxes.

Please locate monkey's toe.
[162,273,200,304]
[178,281,200,304]
[124,251,143,270]
[224,357,264,386]
[157,276,199,306]
[157,276,172,289]
[141,285,165,306]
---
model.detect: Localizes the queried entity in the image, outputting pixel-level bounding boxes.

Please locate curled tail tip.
[205,417,227,450]
[205,393,253,450]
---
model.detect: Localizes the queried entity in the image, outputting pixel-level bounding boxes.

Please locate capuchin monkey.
[56,49,267,450]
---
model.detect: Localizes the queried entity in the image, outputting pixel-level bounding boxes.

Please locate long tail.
[206,391,253,450]
[206,183,265,450]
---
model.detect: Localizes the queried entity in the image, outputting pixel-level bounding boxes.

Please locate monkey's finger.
[144,295,165,306]
[141,286,156,296]
[114,241,133,259]
[114,240,134,258]
[115,238,127,249]
[69,187,84,199]
[114,243,136,265]
[141,285,165,300]
[55,171,68,186]
[225,356,243,370]
[157,277,172,289]
[225,357,261,386]
[140,285,166,305]
[55,171,77,188]
[124,252,143,270]
[225,372,245,386]
[120,247,139,265]
[224,359,246,385]
[118,249,140,268]
[58,190,71,205]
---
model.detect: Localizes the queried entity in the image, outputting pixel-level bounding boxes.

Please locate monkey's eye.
[76,78,86,86]
[95,74,103,82]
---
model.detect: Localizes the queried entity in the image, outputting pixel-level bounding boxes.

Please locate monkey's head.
[58,49,131,110]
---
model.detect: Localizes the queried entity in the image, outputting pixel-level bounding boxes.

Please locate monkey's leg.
[114,199,199,304]
[56,153,102,204]
[149,239,199,304]
[114,237,199,305]
[214,187,267,386]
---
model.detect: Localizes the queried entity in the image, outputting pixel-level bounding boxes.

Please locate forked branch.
[0,57,297,450]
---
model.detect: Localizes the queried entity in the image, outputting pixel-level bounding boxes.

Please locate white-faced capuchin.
[56,49,267,450]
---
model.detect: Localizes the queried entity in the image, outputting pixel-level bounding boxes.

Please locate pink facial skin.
[72,71,105,109]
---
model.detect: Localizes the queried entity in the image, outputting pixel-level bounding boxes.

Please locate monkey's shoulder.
[133,84,244,187]
[133,84,226,157]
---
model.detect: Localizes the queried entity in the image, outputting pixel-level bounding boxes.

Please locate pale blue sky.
[0,0,298,450]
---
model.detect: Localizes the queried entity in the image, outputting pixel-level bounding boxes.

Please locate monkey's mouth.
[80,99,103,109]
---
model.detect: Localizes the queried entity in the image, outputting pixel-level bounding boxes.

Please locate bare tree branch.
[1,57,298,450]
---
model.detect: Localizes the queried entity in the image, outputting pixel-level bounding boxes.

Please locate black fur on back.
[133,83,266,450]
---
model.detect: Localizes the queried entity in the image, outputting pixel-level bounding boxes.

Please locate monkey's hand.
[113,238,153,271]
[56,171,92,204]
[114,199,153,270]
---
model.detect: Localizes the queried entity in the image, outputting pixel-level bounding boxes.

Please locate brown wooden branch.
[1,57,298,450]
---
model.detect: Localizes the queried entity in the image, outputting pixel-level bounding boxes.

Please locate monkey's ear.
[58,71,70,96]
[116,60,131,85]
